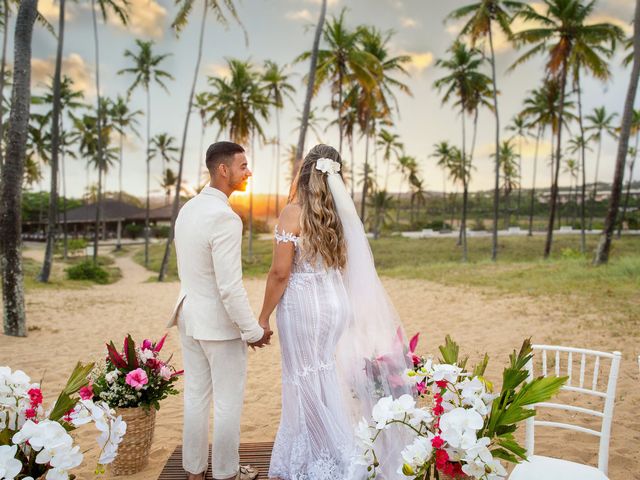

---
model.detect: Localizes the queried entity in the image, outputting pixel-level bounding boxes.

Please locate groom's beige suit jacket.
[167,186,263,343]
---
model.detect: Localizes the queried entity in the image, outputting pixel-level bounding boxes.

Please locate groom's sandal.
[236,465,259,480]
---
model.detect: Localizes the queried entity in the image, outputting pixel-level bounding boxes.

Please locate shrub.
[66,260,109,284]
[124,223,143,239]
[153,225,170,239]
[54,238,87,255]
[471,218,486,231]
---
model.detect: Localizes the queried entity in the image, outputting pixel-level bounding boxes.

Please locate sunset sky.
[22,0,636,199]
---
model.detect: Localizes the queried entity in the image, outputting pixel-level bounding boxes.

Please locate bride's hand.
[259,317,270,330]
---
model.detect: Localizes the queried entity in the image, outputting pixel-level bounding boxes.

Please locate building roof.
[58,199,145,224]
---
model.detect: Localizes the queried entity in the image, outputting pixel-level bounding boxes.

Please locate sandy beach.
[1,251,638,479]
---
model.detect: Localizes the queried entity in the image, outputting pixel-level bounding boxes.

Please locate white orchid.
[439,408,484,450]
[104,370,119,384]
[400,435,434,470]
[0,445,22,480]
[462,438,507,479]
[355,418,375,448]
[431,364,463,384]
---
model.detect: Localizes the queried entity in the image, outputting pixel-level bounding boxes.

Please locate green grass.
[23,255,122,290]
[132,234,639,328]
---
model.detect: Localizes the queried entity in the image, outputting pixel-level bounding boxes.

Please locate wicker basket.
[439,472,470,480]
[110,406,157,476]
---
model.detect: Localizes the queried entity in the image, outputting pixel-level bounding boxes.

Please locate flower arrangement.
[357,336,567,480]
[0,363,126,480]
[90,334,182,410]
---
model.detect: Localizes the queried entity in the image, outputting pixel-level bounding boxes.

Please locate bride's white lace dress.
[268,227,358,480]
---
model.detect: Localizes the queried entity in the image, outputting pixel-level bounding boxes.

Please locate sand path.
[1,252,638,479]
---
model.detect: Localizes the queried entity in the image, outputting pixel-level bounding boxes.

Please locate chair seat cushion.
[509,455,608,480]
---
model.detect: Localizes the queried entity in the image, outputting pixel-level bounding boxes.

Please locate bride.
[258,144,413,480]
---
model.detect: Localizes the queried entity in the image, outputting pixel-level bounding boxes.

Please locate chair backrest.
[524,345,621,475]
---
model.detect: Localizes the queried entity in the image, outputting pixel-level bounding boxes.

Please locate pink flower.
[141,339,153,350]
[409,333,420,353]
[146,358,161,370]
[25,408,37,419]
[79,384,94,400]
[28,388,43,407]
[125,368,149,390]
[159,365,172,381]
[416,381,427,395]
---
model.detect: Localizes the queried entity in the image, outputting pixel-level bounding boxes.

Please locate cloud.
[205,63,231,79]
[400,17,418,29]
[106,0,167,39]
[588,14,632,36]
[476,138,553,158]
[402,51,434,73]
[38,0,78,22]
[31,53,95,96]
[285,9,313,22]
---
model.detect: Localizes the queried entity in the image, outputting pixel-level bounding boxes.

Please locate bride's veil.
[326,169,414,479]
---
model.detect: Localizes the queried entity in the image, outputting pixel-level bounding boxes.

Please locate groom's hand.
[249,327,273,350]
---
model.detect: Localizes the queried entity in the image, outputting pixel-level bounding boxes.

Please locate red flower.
[431,436,444,449]
[28,388,43,407]
[146,358,161,370]
[435,449,449,469]
[79,384,94,401]
[433,404,444,416]
[436,380,448,389]
[63,409,74,423]
[25,408,37,419]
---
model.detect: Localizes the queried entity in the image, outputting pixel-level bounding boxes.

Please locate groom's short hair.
[206,141,245,174]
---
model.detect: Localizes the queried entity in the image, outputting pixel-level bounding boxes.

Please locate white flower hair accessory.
[315,157,341,175]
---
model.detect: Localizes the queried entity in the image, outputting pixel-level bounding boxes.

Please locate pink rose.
[125,368,149,390]
[159,365,172,381]
[79,384,94,400]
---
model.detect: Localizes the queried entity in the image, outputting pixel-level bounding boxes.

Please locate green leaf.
[438,335,467,368]
[491,447,519,463]
[49,362,94,421]
[473,353,490,377]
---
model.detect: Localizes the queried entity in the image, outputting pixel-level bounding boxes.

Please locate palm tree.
[159,0,244,281]
[35,76,84,261]
[262,60,295,217]
[297,9,378,158]
[207,59,270,258]
[192,91,211,189]
[294,106,327,144]
[294,0,327,174]
[408,172,426,225]
[434,40,490,258]
[595,0,640,264]
[446,145,474,260]
[448,0,531,261]
[567,134,591,230]
[376,128,402,191]
[90,0,129,263]
[367,189,394,239]
[395,154,417,224]
[495,139,520,228]
[506,114,529,223]
[623,35,633,68]
[585,106,619,229]
[563,157,580,225]
[0,0,38,336]
[150,133,179,209]
[119,39,173,267]
[511,0,622,258]
[109,95,141,202]
[431,140,454,220]
[618,110,640,237]
[520,79,575,236]
[159,167,178,206]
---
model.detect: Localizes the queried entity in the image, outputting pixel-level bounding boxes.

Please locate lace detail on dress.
[275,226,300,245]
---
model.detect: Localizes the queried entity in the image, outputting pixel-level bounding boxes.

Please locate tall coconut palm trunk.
[39,0,66,283]
[61,134,69,259]
[544,61,569,259]
[91,0,104,264]
[528,126,542,236]
[488,24,501,261]
[275,107,281,217]
[1,0,38,336]
[360,118,371,222]
[295,0,327,173]
[589,134,603,230]
[158,1,208,281]
[618,132,639,238]
[576,77,587,252]
[595,0,640,264]
[144,87,151,266]
[0,0,10,172]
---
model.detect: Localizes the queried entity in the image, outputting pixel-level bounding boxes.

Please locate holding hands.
[248,317,273,349]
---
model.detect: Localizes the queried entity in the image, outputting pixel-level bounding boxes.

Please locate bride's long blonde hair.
[288,144,346,270]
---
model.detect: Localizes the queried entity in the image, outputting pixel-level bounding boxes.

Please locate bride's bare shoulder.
[277,203,302,234]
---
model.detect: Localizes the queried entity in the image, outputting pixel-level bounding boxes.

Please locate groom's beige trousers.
[178,313,247,478]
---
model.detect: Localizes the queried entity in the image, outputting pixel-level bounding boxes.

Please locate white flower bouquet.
[357,337,567,480]
[0,363,126,480]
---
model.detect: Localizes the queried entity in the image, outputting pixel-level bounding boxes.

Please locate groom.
[167,141,273,480]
